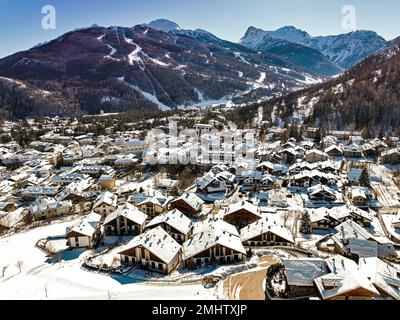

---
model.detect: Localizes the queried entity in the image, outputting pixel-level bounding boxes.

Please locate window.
[196,259,202,265]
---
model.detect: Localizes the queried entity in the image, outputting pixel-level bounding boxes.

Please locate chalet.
[309,208,332,230]
[169,193,204,217]
[330,220,376,256]
[67,213,102,248]
[325,145,343,157]
[308,206,362,230]
[343,144,363,158]
[278,148,298,164]
[256,161,274,174]
[196,170,235,195]
[301,140,315,150]
[182,218,246,267]
[223,201,263,229]
[137,195,171,218]
[156,179,179,193]
[0,207,26,234]
[145,209,192,244]
[260,175,275,190]
[347,206,373,226]
[288,161,317,174]
[98,174,116,190]
[347,168,364,186]
[314,255,380,300]
[308,184,337,201]
[362,143,379,158]
[93,191,118,216]
[351,187,368,206]
[239,171,262,192]
[119,226,182,275]
[103,203,147,236]
[29,197,72,221]
[370,138,388,153]
[305,149,329,163]
[240,217,294,246]
[283,258,328,297]
[381,148,400,164]
[290,170,338,188]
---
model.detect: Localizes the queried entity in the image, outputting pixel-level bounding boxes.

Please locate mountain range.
[0,19,395,120]
[252,38,400,132]
[241,25,387,69]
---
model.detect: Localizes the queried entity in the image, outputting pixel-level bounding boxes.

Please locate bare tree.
[107,290,112,300]
[15,260,24,273]
[282,211,290,227]
[111,256,120,268]
[47,243,59,264]
[1,265,8,278]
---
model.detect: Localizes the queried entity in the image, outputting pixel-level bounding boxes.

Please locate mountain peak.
[271,26,312,44]
[147,19,181,32]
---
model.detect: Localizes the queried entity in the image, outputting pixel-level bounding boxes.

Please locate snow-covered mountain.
[253,41,400,131]
[241,25,387,69]
[0,22,323,119]
[144,19,181,32]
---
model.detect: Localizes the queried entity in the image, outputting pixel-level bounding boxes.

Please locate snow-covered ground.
[0,220,217,300]
[117,77,171,111]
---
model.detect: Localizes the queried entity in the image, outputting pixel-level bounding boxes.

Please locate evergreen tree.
[360,168,370,187]
[300,212,312,234]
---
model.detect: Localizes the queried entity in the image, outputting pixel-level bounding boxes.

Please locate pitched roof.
[145,209,192,234]
[182,225,245,260]
[314,255,380,299]
[283,258,327,287]
[119,226,181,264]
[67,212,101,237]
[224,201,262,219]
[104,202,147,226]
[240,217,294,243]
[93,191,117,209]
[334,220,373,242]
[172,193,204,212]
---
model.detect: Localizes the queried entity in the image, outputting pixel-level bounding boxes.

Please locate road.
[224,256,279,300]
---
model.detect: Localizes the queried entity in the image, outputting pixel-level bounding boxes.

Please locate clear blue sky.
[0,0,399,58]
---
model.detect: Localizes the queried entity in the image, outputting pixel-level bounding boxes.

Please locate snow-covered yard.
[0,219,217,300]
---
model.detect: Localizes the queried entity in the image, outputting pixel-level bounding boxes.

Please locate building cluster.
[0,118,400,300]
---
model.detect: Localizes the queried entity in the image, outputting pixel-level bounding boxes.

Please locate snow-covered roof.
[334,220,373,242]
[359,257,400,300]
[172,193,204,212]
[308,207,331,223]
[314,255,380,299]
[192,217,239,237]
[224,201,262,219]
[351,187,367,199]
[182,223,245,260]
[93,191,117,209]
[283,258,327,287]
[145,209,192,235]
[240,217,294,243]
[67,212,101,237]
[347,238,378,258]
[137,195,170,208]
[104,202,147,226]
[119,226,181,264]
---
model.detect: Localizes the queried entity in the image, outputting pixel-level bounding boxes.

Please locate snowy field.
[0,220,217,300]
